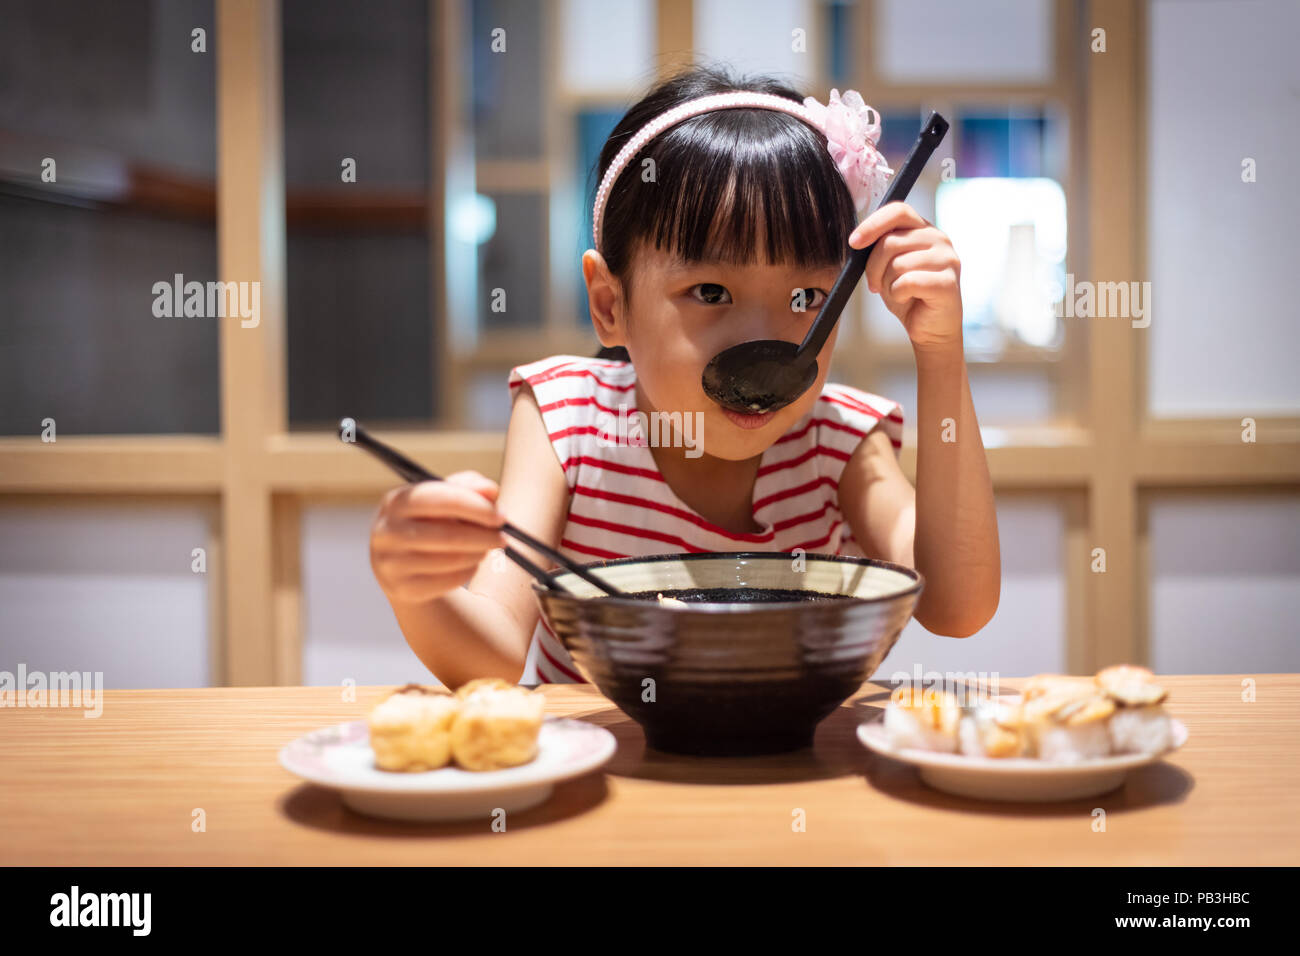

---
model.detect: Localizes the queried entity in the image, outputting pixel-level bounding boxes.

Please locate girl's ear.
[582,250,627,348]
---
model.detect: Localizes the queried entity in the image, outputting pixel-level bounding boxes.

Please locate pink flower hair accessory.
[801,89,894,213]
[592,88,893,251]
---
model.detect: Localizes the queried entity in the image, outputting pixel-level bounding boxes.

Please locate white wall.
[1146,0,1300,417]
[299,502,443,687]
[0,500,212,689]
[1149,494,1300,674]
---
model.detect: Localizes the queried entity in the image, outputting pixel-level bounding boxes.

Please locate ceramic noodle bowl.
[532,552,923,756]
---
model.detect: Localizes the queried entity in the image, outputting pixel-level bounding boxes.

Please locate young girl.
[369,67,1000,687]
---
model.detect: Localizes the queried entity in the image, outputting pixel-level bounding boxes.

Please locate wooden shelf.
[0,436,223,492]
[4,419,1296,497]
[0,129,428,230]
[869,340,1066,367]
[263,431,506,493]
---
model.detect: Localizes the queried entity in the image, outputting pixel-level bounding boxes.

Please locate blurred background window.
[282,0,434,430]
[4,0,1295,690]
[846,100,1074,428]
[863,107,1072,349]
[0,0,218,436]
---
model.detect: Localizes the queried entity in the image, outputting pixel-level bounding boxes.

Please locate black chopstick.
[339,418,620,597]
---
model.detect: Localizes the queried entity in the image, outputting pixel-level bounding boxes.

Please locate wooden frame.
[1082,0,1141,667]
[215,0,287,685]
[0,0,1296,686]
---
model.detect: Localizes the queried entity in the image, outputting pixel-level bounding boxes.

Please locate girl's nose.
[730,306,802,346]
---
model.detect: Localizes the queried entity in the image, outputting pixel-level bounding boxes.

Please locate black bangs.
[596,68,859,284]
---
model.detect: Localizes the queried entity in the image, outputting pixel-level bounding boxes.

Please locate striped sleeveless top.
[507,354,904,684]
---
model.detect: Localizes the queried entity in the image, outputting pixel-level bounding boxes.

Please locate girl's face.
[587,243,844,461]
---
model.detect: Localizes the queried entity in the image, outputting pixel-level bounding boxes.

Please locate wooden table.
[2,676,1296,865]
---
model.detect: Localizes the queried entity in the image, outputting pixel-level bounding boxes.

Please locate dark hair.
[594,65,857,291]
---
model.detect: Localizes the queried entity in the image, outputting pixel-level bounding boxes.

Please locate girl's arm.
[379,384,571,686]
[837,202,1000,637]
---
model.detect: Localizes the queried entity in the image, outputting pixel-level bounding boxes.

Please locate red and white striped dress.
[507,353,904,684]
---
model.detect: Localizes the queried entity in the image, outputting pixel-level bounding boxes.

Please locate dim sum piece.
[1093,666,1174,754]
[1108,703,1174,755]
[958,699,1028,758]
[367,684,461,772]
[927,668,1179,764]
[1107,702,1180,754]
[450,683,546,771]
[1023,692,1116,762]
[883,687,961,753]
[1095,665,1168,707]
[1033,721,1111,763]
[454,677,517,699]
[1020,674,1098,703]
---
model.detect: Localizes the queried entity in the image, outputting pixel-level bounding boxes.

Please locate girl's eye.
[791,288,828,312]
[690,283,732,305]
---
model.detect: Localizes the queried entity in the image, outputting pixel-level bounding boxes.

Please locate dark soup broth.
[615,587,852,604]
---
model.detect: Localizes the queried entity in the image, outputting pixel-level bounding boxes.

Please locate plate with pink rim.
[279,716,616,822]
[857,718,1188,802]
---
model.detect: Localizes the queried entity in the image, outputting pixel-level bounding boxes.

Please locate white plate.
[857,718,1188,802]
[279,717,617,821]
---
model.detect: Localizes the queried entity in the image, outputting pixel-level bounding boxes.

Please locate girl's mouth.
[719,405,777,430]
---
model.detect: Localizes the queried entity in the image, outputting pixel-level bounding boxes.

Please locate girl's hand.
[369,471,509,604]
[850,201,963,353]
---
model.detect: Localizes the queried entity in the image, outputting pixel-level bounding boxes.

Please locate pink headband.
[592,88,894,251]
